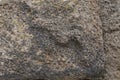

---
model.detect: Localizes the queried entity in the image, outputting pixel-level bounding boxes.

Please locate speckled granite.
[97,0,120,80]
[0,0,119,80]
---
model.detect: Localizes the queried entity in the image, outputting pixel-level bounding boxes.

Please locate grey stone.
[97,0,120,80]
[0,0,119,80]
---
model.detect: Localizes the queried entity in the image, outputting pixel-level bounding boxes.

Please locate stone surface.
[0,0,119,80]
[97,0,120,80]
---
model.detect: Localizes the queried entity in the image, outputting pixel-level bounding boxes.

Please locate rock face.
[97,0,120,80]
[0,0,119,80]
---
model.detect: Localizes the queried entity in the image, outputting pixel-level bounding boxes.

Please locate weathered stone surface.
[0,0,119,80]
[97,0,120,80]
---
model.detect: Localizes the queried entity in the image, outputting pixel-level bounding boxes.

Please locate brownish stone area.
[0,0,120,80]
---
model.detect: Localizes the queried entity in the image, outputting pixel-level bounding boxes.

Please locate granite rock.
[0,0,119,80]
[97,0,120,80]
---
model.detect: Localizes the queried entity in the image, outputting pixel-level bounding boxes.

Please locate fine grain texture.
[97,0,120,80]
[0,0,119,80]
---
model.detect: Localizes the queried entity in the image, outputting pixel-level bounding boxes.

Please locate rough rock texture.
[0,0,119,80]
[97,0,120,80]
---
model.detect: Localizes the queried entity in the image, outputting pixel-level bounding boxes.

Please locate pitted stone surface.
[0,0,119,80]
